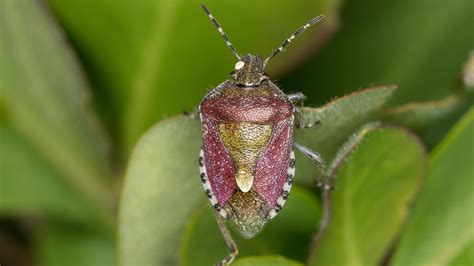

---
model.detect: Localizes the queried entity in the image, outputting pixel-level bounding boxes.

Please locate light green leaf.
[447,240,474,266]
[309,127,426,266]
[118,116,202,266]
[234,256,304,266]
[281,0,474,106]
[0,0,113,210]
[179,187,320,266]
[35,224,115,266]
[0,122,111,228]
[391,107,474,266]
[47,0,341,154]
[295,85,396,184]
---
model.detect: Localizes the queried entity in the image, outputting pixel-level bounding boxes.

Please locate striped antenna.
[264,14,324,66]
[201,4,241,60]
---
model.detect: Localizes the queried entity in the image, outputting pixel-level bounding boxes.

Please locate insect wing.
[201,117,237,207]
[254,117,294,210]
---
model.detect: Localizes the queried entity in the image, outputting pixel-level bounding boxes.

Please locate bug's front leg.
[293,143,327,188]
[213,211,239,266]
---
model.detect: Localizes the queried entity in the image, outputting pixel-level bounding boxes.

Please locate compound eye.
[235,61,245,70]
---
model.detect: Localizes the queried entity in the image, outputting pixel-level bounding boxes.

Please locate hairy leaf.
[295,85,396,184]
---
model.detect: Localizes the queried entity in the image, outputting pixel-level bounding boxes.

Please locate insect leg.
[293,142,332,253]
[213,211,239,266]
[293,142,327,187]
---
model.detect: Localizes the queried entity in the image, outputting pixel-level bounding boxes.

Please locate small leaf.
[391,107,474,266]
[0,0,113,210]
[308,127,426,266]
[35,223,115,266]
[234,256,304,266]
[118,116,202,266]
[179,187,320,266]
[295,85,396,184]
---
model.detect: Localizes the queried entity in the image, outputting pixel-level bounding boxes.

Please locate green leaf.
[295,85,396,184]
[34,223,115,266]
[281,0,474,106]
[47,0,341,154]
[118,116,202,266]
[0,0,113,210]
[0,122,111,228]
[391,107,474,266]
[234,256,304,266]
[308,127,426,266]
[179,187,320,266]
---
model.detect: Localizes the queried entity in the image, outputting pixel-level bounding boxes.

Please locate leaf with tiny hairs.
[391,107,474,266]
[308,126,426,266]
[294,85,397,185]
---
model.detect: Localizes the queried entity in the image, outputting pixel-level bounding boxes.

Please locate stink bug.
[198,4,327,265]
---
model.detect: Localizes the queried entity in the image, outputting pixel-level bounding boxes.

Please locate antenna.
[264,15,324,66]
[201,4,241,61]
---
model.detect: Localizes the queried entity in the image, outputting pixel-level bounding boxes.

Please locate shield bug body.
[198,5,327,265]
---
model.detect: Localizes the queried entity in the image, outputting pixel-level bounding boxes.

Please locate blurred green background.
[0,0,473,265]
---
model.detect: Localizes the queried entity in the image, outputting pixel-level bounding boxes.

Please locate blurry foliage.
[0,0,473,265]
